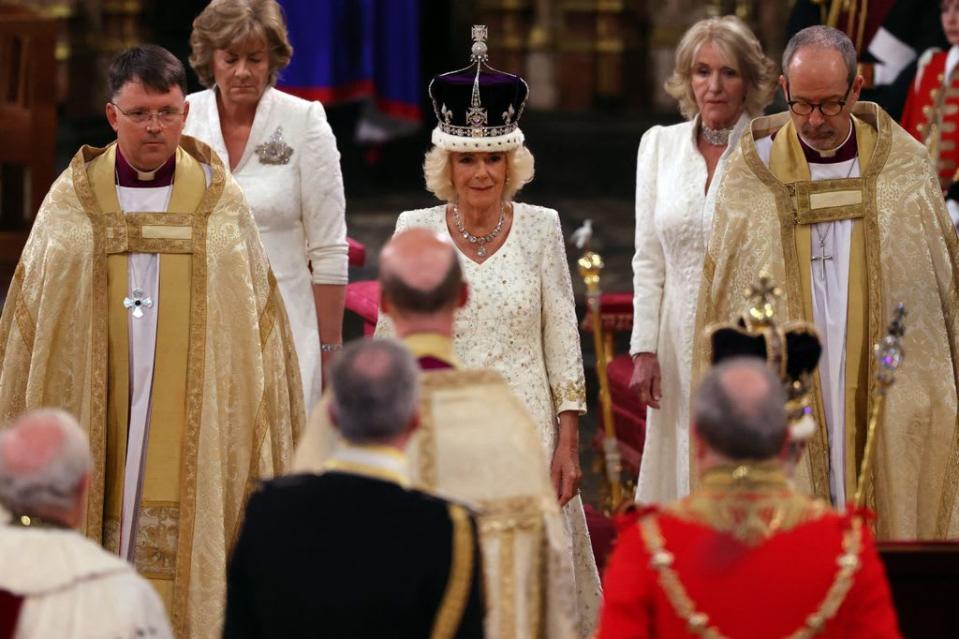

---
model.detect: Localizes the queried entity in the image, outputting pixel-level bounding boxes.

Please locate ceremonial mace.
[571,220,626,513]
[852,304,907,508]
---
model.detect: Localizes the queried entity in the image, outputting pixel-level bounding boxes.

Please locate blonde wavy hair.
[189,0,293,88]
[423,146,535,203]
[665,15,777,120]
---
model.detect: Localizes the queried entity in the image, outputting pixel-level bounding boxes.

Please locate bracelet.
[320,343,343,353]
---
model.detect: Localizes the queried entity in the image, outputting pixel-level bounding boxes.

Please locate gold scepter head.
[569,219,626,513]
[853,304,906,508]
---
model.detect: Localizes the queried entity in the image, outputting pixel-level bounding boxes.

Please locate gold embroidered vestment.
[0,136,305,637]
[698,103,959,540]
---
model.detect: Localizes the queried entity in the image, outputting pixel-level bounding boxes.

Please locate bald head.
[379,228,464,316]
[329,339,419,444]
[693,358,787,461]
[0,409,91,523]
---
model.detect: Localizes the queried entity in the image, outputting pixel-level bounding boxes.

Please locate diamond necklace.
[700,123,732,146]
[451,202,505,258]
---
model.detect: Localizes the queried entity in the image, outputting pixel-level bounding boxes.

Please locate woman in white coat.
[185,0,348,413]
[630,16,776,502]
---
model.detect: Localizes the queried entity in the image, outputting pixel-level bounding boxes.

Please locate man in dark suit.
[223,338,485,638]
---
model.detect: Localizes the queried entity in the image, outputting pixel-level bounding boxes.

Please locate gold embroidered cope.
[697,103,959,540]
[0,135,305,638]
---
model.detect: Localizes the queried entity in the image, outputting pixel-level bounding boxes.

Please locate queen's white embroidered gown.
[631,113,749,503]
[376,202,602,636]
[184,87,348,413]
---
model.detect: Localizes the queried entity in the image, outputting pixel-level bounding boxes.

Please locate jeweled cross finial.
[745,272,782,327]
[470,25,488,62]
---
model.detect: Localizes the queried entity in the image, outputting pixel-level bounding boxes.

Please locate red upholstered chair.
[581,292,647,479]
[347,236,366,267]
[345,237,380,336]
[345,280,380,336]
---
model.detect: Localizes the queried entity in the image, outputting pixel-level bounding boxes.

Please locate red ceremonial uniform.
[596,465,901,639]
[901,48,958,191]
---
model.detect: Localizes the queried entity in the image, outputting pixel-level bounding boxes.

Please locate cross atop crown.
[470,25,489,63]
[745,271,782,327]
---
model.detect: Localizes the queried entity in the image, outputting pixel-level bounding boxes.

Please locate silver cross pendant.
[123,288,153,319]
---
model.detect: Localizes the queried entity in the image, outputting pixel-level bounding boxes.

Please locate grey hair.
[782,25,857,85]
[0,409,92,517]
[329,339,420,444]
[693,357,787,460]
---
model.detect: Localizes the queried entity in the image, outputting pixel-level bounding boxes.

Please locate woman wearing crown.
[374,25,601,635]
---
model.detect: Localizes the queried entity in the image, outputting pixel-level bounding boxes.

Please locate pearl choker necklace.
[700,124,732,146]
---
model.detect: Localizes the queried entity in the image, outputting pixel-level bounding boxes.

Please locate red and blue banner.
[276,0,421,122]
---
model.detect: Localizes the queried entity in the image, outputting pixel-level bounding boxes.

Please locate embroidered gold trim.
[431,504,475,639]
[103,517,120,554]
[499,527,517,639]
[11,267,34,353]
[258,274,278,350]
[134,501,179,580]
[477,496,555,533]
[140,225,193,240]
[792,178,865,225]
[807,189,862,210]
[667,466,830,546]
[639,513,864,639]
[551,379,586,412]
[527,516,544,639]
[321,458,410,487]
[416,387,439,490]
[474,497,547,637]
[103,213,196,254]
[933,153,959,538]
[170,137,223,638]
[236,273,282,525]
[860,112,891,536]
[71,149,110,543]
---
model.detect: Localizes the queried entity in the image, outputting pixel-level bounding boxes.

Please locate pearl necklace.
[700,123,732,146]
[452,202,505,258]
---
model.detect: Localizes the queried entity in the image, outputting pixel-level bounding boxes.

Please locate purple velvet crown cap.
[428,25,529,151]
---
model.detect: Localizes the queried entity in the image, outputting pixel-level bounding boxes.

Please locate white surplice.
[756,131,858,506]
[184,87,348,413]
[631,113,749,503]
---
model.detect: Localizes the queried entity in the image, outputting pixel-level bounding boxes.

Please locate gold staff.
[853,304,906,508]
[571,220,625,512]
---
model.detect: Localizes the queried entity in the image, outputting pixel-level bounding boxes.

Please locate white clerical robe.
[756,129,858,506]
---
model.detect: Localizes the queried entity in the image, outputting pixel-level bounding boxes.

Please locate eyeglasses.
[785,81,852,117]
[111,103,185,126]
